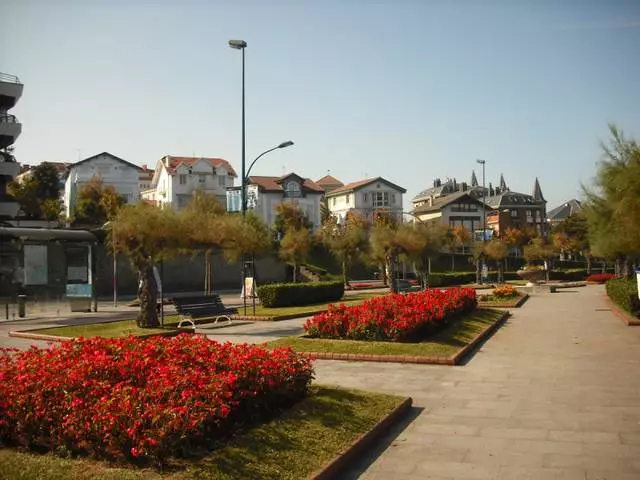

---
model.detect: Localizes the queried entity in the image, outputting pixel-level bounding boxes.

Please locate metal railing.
[0,73,21,84]
[0,114,19,123]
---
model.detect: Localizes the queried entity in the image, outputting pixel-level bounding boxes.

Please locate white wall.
[328,180,404,222]
[144,158,235,210]
[251,190,322,229]
[64,153,141,217]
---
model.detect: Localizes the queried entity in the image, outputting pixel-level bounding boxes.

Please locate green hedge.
[606,278,640,317]
[428,272,476,287]
[257,281,345,308]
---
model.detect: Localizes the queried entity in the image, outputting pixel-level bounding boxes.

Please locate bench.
[171,295,238,328]
[392,279,419,294]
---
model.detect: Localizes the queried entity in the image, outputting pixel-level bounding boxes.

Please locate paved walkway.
[317,285,640,479]
[1,285,639,479]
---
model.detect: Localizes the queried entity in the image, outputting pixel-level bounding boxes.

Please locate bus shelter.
[0,227,97,316]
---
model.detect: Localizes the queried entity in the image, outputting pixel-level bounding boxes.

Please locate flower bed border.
[291,310,509,365]
[8,327,200,343]
[231,310,328,322]
[310,396,413,480]
[603,294,640,326]
[477,293,529,309]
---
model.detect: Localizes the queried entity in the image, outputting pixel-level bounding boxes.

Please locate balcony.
[0,73,24,110]
[0,114,22,149]
[0,159,20,178]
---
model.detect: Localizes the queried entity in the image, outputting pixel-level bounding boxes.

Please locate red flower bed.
[586,273,616,284]
[0,335,313,464]
[304,288,477,341]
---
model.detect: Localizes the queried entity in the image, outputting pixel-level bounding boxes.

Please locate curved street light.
[244,141,295,185]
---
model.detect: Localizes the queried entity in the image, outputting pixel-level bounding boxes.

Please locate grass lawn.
[266,309,504,359]
[27,320,175,339]
[237,292,382,318]
[0,386,404,480]
[477,293,528,308]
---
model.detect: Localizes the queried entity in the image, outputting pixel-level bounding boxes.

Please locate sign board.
[66,283,92,298]
[241,277,257,299]
[24,245,48,285]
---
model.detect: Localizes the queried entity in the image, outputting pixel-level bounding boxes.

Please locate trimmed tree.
[319,212,368,286]
[109,203,184,327]
[75,176,125,226]
[182,191,229,295]
[484,238,508,283]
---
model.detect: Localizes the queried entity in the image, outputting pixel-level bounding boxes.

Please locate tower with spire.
[532,177,545,203]
[499,173,507,192]
[470,170,478,187]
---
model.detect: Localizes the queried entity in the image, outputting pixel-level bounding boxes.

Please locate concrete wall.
[94,247,287,297]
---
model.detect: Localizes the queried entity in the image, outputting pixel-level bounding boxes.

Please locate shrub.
[0,335,313,464]
[606,277,640,317]
[586,273,616,284]
[428,272,476,287]
[492,285,519,298]
[257,281,344,308]
[304,288,477,342]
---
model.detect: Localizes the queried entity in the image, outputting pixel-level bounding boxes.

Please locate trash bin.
[17,294,26,318]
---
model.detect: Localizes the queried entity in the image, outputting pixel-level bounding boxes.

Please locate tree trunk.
[292,262,297,283]
[342,260,349,287]
[586,255,592,274]
[451,252,455,272]
[137,264,159,328]
[475,259,481,284]
[380,263,388,286]
[387,255,396,293]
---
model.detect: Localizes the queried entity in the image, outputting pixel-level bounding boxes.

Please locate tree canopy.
[74,177,125,226]
[9,162,62,220]
[583,125,640,275]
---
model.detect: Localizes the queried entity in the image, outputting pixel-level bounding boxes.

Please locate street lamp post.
[228,39,248,217]
[242,141,294,214]
[476,159,487,284]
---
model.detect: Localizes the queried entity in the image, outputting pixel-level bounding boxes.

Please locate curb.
[451,310,510,364]
[298,310,509,366]
[232,309,328,322]
[310,396,413,480]
[478,294,529,309]
[603,295,640,326]
[8,328,200,343]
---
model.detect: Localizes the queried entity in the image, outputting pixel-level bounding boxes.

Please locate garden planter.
[516,268,545,286]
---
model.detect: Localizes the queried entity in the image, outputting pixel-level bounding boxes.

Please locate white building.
[63,152,142,219]
[226,173,324,229]
[142,156,236,210]
[325,176,406,222]
[138,165,154,196]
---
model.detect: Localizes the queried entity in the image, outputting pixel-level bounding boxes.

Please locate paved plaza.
[1,285,639,479]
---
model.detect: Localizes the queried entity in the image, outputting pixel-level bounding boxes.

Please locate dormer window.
[285,181,301,198]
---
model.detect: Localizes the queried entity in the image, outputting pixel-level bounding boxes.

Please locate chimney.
[462,182,468,191]
[453,179,457,191]
[142,164,147,171]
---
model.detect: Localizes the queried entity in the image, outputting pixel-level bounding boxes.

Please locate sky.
[2,0,640,209]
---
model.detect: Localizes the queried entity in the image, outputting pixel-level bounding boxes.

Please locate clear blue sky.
[2,0,640,209]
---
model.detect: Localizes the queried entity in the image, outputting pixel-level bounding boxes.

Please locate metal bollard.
[17,294,26,318]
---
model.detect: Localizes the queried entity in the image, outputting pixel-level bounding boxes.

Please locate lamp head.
[228,39,247,49]
[278,141,294,149]
[476,159,485,165]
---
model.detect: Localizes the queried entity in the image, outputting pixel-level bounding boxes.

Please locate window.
[363,193,368,203]
[179,174,187,185]
[346,194,350,204]
[218,176,226,187]
[511,210,518,217]
[285,181,301,198]
[332,197,336,206]
[198,174,206,184]
[373,191,389,207]
[391,194,396,205]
